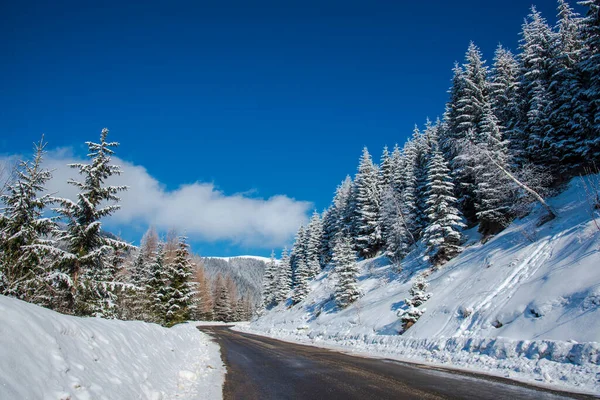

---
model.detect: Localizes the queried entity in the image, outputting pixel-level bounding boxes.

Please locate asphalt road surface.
[198,326,596,400]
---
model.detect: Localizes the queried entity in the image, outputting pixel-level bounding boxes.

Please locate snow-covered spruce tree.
[129,249,146,288]
[320,207,335,266]
[442,62,468,163]
[274,247,292,304]
[306,210,324,278]
[400,128,431,239]
[332,236,360,309]
[260,250,278,310]
[353,147,383,258]
[232,297,245,322]
[473,105,514,236]
[422,150,466,266]
[518,7,558,168]
[398,275,432,333]
[547,0,588,172]
[0,137,56,303]
[447,42,490,225]
[490,45,525,166]
[380,187,412,265]
[292,258,310,304]
[321,176,354,263]
[390,144,405,193]
[164,236,196,327]
[146,243,169,324]
[580,0,600,161]
[122,226,161,321]
[378,146,395,246]
[290,225,307,287]
[415,122,438,232]
[379,146,393,190]
[397,139,418,233]
[52,128,132,316]
[213,274,233,322]
[119,249,150,321]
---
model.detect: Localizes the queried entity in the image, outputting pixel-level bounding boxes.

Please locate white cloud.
[3,149,311,248]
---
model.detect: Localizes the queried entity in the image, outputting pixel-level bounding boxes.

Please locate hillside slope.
[203,256,268,306]
[239,176,600,394]
[0,296,225,400]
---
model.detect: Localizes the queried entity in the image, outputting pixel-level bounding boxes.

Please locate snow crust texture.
[240,177,600,394]
[0,295,225,400]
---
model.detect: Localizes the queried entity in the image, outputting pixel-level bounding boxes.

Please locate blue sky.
[0,0,573,256]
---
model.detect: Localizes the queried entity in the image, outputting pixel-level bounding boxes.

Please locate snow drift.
[239,175,600,394]
[0,295,225,400]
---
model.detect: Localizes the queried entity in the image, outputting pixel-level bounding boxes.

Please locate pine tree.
[422,150,466,265]
[415,123,435,234]
[306,211,324,278]
[519,7,558,167]
[122,226,161,321]
[399,139,419,236]
[390,144,405,193]
[442,62,468,162]
[261,250,278,309]
[146,243,169,324]
[458,42,489,137]
[490,45,525,165]
[578,0,600,161]
[548,0,587,171]
[51,128,132,316]
[322,176,354,263]
[398,275,432,333]
[290,225,307,287]
[0,137,55,302]
[274,247,292,304]
[379,146,393,189]
[292,258,310,304]
[164,236,196,327]
[120,248,150,321]
[232,297,245,322]
[380,187,412,264]
[449,43,490,225]
[526,81,554,165]
[474,105,514,235]
[332,237,360,308]
[353,147,383,258]
[213,274,232,322]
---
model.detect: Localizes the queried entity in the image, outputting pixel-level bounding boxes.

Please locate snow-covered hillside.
[0,295,225,400]
[206,255,275,264]
[203,256,270,307]
[239,176,600,394]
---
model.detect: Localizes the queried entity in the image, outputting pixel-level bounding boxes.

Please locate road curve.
[198,326,595,400]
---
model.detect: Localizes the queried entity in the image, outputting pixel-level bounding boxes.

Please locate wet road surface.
[198,326,597,400]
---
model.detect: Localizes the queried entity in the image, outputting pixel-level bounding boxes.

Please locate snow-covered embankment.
[238,176,600,394]
[0,295,225,400]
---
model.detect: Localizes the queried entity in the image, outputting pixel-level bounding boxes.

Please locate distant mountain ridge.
[202,256,272,307]
[205,255,279,264]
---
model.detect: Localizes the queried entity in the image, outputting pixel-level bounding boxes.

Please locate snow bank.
[0,295,225,400]
[240,175,600,394]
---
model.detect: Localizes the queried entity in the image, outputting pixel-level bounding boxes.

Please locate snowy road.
[199,326,593,400]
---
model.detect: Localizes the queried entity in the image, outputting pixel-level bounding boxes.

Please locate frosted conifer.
[333,237,360,308]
